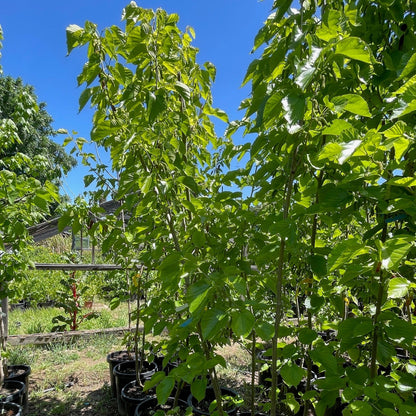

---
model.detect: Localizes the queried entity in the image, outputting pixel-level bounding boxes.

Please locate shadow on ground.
[27,384,119,416]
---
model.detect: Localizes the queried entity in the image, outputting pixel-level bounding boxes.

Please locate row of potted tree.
[59,0,416,415]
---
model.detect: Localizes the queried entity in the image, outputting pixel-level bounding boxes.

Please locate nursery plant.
[232,0,416,414]
[64,2,241,413]
[62,0,416,415]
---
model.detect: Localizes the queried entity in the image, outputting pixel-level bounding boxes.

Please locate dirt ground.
[25,343,251,416]
[27,355,119,416]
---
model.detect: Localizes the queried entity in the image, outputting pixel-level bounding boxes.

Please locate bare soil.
[27,355,119,416]
[24,342,252,416]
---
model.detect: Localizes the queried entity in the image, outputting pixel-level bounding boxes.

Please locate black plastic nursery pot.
[121,380,156,416]
[106,350,136,398]
[0,402,22,416]
[114,360,157,416]
[7,365,31,414]
[135,396,188,416]
[0,380,25,408]
[187,386,240,416]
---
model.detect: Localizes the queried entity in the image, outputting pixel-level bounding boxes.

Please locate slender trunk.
[198,325,224,416]
[370,221,387,380]
[0,303,6,385]
[134,270,143,387]
[250,331,256,416]
[271,146,298,416]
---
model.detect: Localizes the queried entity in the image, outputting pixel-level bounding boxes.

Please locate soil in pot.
[107,350,136,398]
[0,402,22,416]
[121,380,156,416]
[6,365,31,414]
[135,396,188,416]
[188,386,240,416]
[0,381,25,408]
[114,360,157,416]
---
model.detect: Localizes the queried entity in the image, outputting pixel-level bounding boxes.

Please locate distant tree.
[0,75,76,185]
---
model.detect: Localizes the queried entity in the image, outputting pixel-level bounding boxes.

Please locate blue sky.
[1,0,273,198]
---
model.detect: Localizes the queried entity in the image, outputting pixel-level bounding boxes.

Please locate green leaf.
[335,37,372,64]
[187,280,211,313]
[309,345,339,375]
[174,81,191,100]
[338,317,373,350]
[381,235,413,271]
[396,371,416,392]
[348,401,373,415]
[384,315,416,346]
[387,177,416,187]
[298,328,318,344]
[295,46,322,90]
[309,255,327,278]
[159,253,182,283]
[148,90,167,123]
[66,24,84,54]
[191,377,207,402]
[322,119,354,135]
[280,363,306,387]
[282,93,305,132]
[388,277,411,298]
[156,377,175,405]
[200,308,228,340]
[331,94,372,117]
[143,371,165,391]
[377,339,396,367]
[255,321,274,340]
[398,52,416,80]
[177,176,199,194]
[231,309,255,338]
[327,238,367,271]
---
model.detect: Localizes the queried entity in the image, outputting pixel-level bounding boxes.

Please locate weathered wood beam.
[7,326,136,346]
[32,263,131,271]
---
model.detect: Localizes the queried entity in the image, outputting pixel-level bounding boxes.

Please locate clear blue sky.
[1,0,273,198]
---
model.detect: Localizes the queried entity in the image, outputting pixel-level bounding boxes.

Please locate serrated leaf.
[335,37,372,64]
[175,81,191,100]
[280,363,306,387]
[187,280,211,313]
[231,309,255,338]
[388,277,411,298]
[156,376,175,404]
[66,24,84,54]
[298,328,318,344]
[191,377,207,402]
[381,235,413,271]
[387,177,416,187]
[331,94,372,117]
[327,238,367,272]
[177,176,199,194]
[309,255,327,278]
[348,401,372,415]
[200,308,228,340]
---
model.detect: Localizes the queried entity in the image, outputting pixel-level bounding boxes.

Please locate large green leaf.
[66,24,84,54]
[331,94,372,117]
[347,401,373,415]
[309,345,339,376]
[200,308,228,340]
[187,280,211,313]
[156,376,175,404]
[387,276,411,298]
[231,309,255,338]
[280,363,306,387]
[335,37,372,64]
[381,235,413,271]
[327,238,367,271]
